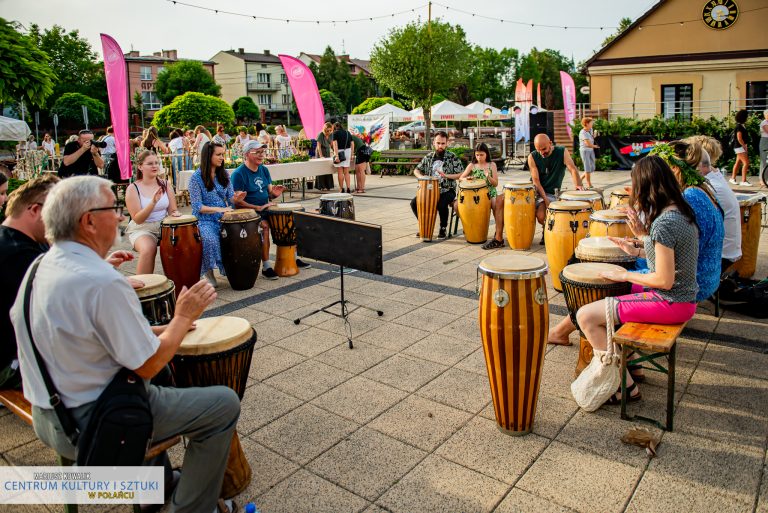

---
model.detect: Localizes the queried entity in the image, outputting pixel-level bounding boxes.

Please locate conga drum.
[608,189,631,209]
[416,176,439,241]
[503,181,536,250]
[574,237,637,270]
[589,209,632,239]
[319,193,355,220]
[457,178,491,244]
[133,274,175,326]
[733,193,764,278]
[477,255,549,435]
[559,190,604,212]
[160,214,203,297]
[220,209,262,290]
[266,203,305,277]
[544,201,592,291]
[559,263,631,376]
[172,316,257,499]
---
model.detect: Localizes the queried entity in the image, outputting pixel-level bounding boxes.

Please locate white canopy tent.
[464,101,510,121]
[0,116,31,141]
[366,103,414,122]
[409,100,478,122]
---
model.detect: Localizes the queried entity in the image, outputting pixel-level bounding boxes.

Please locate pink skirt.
[615,284,696,325]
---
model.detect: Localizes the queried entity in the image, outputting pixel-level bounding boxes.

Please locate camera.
[90,140,108,149]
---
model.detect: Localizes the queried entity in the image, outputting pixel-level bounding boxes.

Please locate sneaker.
[262,267,278,280]
[437,227,447,239]
[296,259,311,269]
[728,178,738,185]
[740,181,752,186]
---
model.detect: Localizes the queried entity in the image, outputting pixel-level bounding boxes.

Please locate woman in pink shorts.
[576,155,699,404]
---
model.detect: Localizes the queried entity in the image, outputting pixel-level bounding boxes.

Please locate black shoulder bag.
[23,257,154,466]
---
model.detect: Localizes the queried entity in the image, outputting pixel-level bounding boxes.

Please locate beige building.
[297,52,372,78]
[585,0,768,119]
[210,49,293,122]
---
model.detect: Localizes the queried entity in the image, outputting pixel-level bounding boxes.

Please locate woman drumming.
[188,142,246,287]
[125,150,181,275]
[576,155,699,404]
[458,143,503,249]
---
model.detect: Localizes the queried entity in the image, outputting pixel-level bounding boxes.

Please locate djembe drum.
[503,181,536,250]
[220,209,262,290]
[559,263,632,376]
[416,176,439,241]
[608,189,631,209]
[733,193,765,278]
[589,209,632,239]
[574,237,637,270]
[457,178,491,244]
[319,193,355,220]
[559,190,605,212]
[544,201,592,291]
[172,316,257,499]
[477,255,549,435]
[266,203,305,277]
[133,274,175,326]
[160,214,203,297]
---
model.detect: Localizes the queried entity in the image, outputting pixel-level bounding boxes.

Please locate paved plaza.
[2,169,767,513]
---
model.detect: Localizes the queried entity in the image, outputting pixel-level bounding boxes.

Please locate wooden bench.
[613,321,686,431]
[371,150,430,176]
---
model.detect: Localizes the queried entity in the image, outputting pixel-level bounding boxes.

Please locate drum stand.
[293,265,383,349]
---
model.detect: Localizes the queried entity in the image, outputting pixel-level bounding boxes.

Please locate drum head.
[548,200,591,212]
[609,189,630,199]
[320,193,353,201]
[269,203,305,213]
[735,193,759,207]
[418,176,439,182]
[162,214,198,226]
[133,274,174,298]
[478,255,547,279]
[177,316,253,356]
[591,209,628,222]
[221,208,259,223]
[575,237,635,262]
[562,262,627,285]
[560,190,602,202]
[459,179,487,190]
[503,181,534,190]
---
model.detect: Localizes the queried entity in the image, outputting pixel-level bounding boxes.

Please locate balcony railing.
[575,97,768,121]
[247,81,280,91]
[257,103,292,111]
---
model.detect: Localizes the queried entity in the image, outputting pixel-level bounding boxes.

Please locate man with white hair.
[11,176,241,513]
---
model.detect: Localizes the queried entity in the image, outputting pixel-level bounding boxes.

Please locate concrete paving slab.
[237,437,300,497]
[250,316,309,345]
[494,488,578,513]
[675,392,768,449]
[454,347,489,376]
[357,323,430,352]
[416,367,491,414]
[238,382,302,435]
[271,326,346,358]
[315,341,395,374]
[255,469,368,513]
[403,333,477,366]
[264,359,353,401]
[248,344,306,381]
[697,341,768,380]
[392,307,460,333]
[0,415,37,453]
[687,365,768,414]
[312,376,407,424]
[437,314,480,343]
[362,354,448,393]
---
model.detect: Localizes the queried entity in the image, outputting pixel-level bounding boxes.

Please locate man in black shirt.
[0,175,60,388]
[58,129,104,178]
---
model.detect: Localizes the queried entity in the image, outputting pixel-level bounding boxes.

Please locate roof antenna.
[342,39,346,54]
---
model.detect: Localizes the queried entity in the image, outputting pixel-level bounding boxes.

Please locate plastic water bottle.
[245,503,260,513]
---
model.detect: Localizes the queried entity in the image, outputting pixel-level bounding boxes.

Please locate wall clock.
[702,0,738,30]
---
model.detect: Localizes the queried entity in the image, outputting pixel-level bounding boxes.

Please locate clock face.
[702,0,739,29]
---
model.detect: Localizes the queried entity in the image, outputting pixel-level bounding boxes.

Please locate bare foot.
[547,334,572,346]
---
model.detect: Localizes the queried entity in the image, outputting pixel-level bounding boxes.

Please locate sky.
[3,0,658,63]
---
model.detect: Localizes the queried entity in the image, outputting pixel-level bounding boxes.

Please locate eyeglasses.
[87,204,124,216]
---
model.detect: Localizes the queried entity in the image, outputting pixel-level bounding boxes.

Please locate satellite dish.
[484,97,492,105]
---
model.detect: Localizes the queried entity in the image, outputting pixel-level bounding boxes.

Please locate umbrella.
[367,103,414,122]
[0,116,31,141]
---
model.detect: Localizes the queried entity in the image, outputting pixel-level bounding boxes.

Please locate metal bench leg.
[666,344,676,431]
[620,344,629,421]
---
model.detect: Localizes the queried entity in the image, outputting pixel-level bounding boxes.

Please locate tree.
[455,46,518,106]
[351,97,405,115]
[371,19,471,146]
[151,92,234,130]
[518,48,578,110]
[232,96,260,123]
[319,89,345,118]
[155,61,220,105]
[316,46,354,110]
[0,18,56,108]
[51,92,106,126]
[602,17,633,48]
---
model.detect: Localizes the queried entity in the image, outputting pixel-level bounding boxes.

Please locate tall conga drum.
[733,193,764,278]
[172,316,256,499]
[133,274,176,326]
[608,189,631,209]
[559,263,631,376]
[575,237,637,270]
[544,201,592,291]
[589,209,632,239]
[503,181,536,250]
[457,178,491,244]
[559,190,604,212]
[416,176,439,241]
[319,193,355,220]
[477,255,549,435]
[220,209,262,290]
[266,203,305,277]
[160,214,203,297]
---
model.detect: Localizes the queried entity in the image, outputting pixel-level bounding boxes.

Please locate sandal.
[482,238,504,250]
[627,351,646,382]
[604,382,642,406]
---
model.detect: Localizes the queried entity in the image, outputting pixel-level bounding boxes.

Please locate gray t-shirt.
[643,209,699,303]
[578,129,594,151]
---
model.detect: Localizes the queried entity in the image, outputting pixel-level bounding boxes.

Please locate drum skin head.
[221,208,259,223]
[735,193,760,207]
[575,236,635,262]
[177,316,252,355]
[133,274,174,298]
[479,255,547,278]
[503,181,535,190]
[609,189,630,198]
[562,262,627,284]
[560,190,601,201]
[418,176,439,181]
[459,179,487,190]
[548,200,591,212]
[269,203,305,212]
[321,193,354,201]
[162,214,198,225]
[591,209,628,221]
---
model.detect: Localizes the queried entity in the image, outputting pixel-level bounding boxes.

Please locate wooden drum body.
[458,179,491,244]
[608,189,630,209]
[416,177,440,241]
[160,215,203,297]
[559,263,632,376]
[172,316,257,499]
[733,194,764,278]
[319,193,355,220]
[589,209,632,239]
[559,190,604,212]
[544,201,591,291]
[478,255,549,435]
[575,236,637,269]
[503,181,536,250]
[220,209,262,290]
[133,274,176,326]
[266,203,305,277]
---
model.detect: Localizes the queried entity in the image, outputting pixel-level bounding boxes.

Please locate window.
[746,81,768,112]
[139,66,152,81]
[257,94,272,106]
[661,84,692,120]
[141,91,162,110]
[281,73,287,84]
[257,73,271,85]
[157,66,165,76]
[261,64,267,68]
[282,94,291,105]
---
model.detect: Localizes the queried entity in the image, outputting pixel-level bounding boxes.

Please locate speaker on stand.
[529,110,554,153]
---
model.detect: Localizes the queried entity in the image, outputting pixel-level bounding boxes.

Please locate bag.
[358,145,374,157]
[571,297,621,411]
[718,273,768,318]
[337,149,346,162]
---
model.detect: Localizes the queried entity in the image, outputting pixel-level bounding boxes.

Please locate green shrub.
[351,97,405,115]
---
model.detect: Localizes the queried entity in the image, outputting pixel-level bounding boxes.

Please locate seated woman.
[188,142,246,287]
[458,143,503,249]
[125,150,181,275]
[576,155,699,404]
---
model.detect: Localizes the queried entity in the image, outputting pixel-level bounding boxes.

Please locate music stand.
[292,212,384,348]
